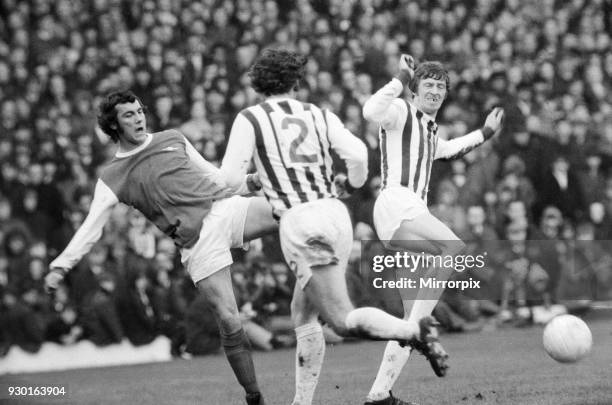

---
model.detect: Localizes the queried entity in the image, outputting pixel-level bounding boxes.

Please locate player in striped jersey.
[43,90,277,405]
[362,56,504,404]
[222,49,441,405]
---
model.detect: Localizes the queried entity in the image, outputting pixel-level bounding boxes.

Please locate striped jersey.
[223,97,368,216]
[380,100,438,201]
[363,78,487,204]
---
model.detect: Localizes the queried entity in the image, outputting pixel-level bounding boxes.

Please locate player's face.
[115,100,147,146]
[415,77,447,115]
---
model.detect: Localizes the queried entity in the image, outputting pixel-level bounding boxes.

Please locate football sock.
[344,307,419,340]
[366,341,412,401]
[292,322,325,405]
[221,328,260,394]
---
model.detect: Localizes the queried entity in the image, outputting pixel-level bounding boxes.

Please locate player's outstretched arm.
[325,110,368,193]
[435,107,504,161]
[46,179,118,292]
[219,113,258,194]
[362,54,415,128]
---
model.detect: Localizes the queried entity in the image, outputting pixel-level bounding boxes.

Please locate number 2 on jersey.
[272,112,323,168]
[283,116,317,164]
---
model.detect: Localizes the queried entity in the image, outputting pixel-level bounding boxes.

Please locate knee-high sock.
[292,322,325,405]
[344,307,419,340]
[221,328,260,394]
[367,341,412,401]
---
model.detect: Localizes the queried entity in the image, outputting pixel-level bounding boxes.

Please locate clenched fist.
[397,54,416,85]
[45,267,68,293]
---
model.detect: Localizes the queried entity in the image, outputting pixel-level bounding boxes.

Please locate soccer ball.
[542,315,592,363]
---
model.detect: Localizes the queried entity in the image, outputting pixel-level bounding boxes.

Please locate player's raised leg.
[391,211,465,324]
[282,199,423,343]
[290,284,325,405]
[185,196,276,405]
[304,262,422,341]
[366,213,459,403]
[196,268,265,405]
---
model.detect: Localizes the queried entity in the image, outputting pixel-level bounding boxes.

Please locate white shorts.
[180,196,250,283]
[279,198,353,290]
[373,186,429,241]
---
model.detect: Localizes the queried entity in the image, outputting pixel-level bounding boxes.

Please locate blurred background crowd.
[1,0,612,357]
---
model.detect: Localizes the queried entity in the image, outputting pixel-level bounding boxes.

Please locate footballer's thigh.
[391,211,465,256]
[279,198,352,289]
[374,187,464,255]
[243,196,278,241]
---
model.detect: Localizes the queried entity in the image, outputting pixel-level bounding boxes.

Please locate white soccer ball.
[542,314,592,363]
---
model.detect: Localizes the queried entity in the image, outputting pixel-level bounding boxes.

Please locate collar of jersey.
[265,95,295,102]
[115,133,153,158]
[408,100,437,124]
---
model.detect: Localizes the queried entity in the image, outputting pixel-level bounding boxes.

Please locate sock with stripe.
[366,340,413,401]
[221,328,260,395]
[292,322,325,405]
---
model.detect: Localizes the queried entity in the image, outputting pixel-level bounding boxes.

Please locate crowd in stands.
[2,0,612,356]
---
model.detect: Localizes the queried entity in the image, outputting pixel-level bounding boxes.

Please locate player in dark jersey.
[44,90,275,405]
[222,49,441,405]
[362,56,504,404]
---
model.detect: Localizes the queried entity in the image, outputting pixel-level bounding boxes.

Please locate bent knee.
[441,239,466,256]
[327,320,351,337]
[208,301,241,328]
[322,311,353,337]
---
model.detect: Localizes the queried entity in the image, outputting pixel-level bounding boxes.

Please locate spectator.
[45,284,83,345]
[150,253,187,356]
[462,205,498,241]
[119,271,158,346]
[179,100,212,143]
[536,154,586,222]
[579,149,607,205]
[1,287,46,353]
[80,272,124,346]
[496,155,536,212]
[430,179,467,236]
[184,294,221,356]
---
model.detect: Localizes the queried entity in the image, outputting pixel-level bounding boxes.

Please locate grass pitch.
[2,315,611,405]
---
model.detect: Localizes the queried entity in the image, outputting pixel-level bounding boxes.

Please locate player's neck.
[116,133,152,156]
[266,90,296,100]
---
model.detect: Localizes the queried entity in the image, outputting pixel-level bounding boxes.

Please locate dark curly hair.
[97,90,146,143]
[248,49,307,96]
[409,61,450,95]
